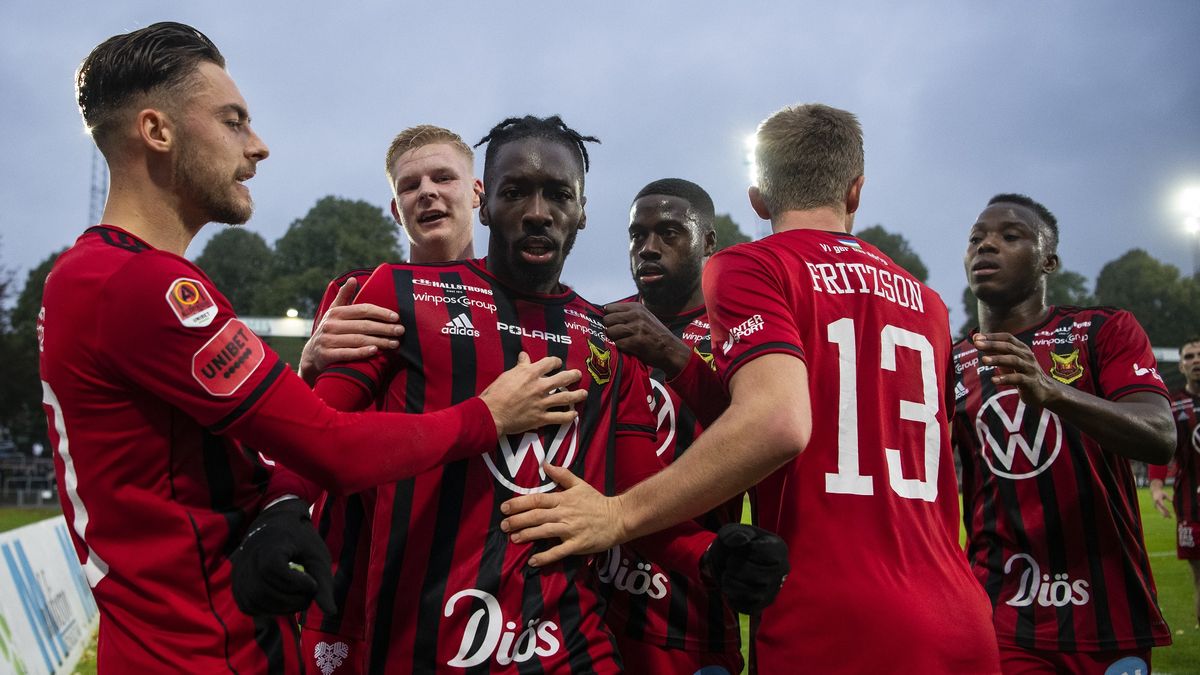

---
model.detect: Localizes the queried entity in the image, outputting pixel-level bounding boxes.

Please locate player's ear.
[138,108,172,154]
[748,186,770,220]
[1042,251,1060,275]
[845,175,865,215]
[389,198,402,224]
[579,196,587,230]
[478,194,490,227]
[703,228,717,257]
[471,178,483,209]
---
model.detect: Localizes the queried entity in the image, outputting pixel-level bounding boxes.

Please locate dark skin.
[480,137,586,295]
[604,195,716,377]
[966,202,1173,464]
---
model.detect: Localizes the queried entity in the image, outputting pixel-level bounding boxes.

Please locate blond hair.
[755,104,863,214]
[384,125,474,184]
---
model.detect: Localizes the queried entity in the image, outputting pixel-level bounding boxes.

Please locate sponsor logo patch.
[1048,350,1083,385]
[314,641,349,674]
[1133,362,1163,382]
[975,389,1064,479]
[587,341,611,385]
[191,319,265,396]
[721,314,765,354]
[485,419,579,494]
[166,277,217,328]
[955,381,969,400]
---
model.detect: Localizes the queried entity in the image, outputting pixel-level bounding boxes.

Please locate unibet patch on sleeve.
[166,277,218,327]
[192,319,265,396]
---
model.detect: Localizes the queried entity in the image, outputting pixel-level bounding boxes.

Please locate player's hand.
[481,353,587,436]
[972,333,1060,407]
[230,498,336,617]
[500,464,628,567]
[1151,487,1173,519]
[603,303,691,378]
[701,523,789,614]
[298,277,405,384]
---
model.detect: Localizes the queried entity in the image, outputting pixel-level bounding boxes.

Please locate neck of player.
[977,290,1051,335]
[99,177,203,256]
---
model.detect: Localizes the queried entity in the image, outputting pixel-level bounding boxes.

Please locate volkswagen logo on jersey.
[1192,424,1200,454]
[484,419,580,494]
[975,390,1064,479]
[648,378,676,457]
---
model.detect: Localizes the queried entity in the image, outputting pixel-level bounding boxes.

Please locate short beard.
[636,253,702,311]
[174,140,252,225]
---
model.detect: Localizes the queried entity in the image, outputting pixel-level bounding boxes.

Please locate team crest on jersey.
[1048,350,1083,384]
[484,419,579,494]
[975,390,1064,479]
[166,277,217,328]
[191,319,265,396]
[696,349,716,371]
[587,341,611,385]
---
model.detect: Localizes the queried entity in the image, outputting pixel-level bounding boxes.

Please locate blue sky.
[2,2,1198,328]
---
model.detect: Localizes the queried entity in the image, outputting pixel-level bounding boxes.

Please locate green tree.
[856,224,929,283]
[0,249,63,450]
[255,197,403,316]
[959,268,1094,337]
[1095,249,1199,346]
[194,229,274,315]
[712,213,750,252]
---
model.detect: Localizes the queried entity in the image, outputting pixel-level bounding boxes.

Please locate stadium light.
[744,133,757,186]
[1181,185,1200,276]
[285,308,299,318]
[1179,185,1200,218]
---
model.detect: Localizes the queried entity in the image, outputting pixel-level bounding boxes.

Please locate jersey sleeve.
[704,247,806,385]
[314,264,402,406]
[97,251,287,430]
[1094,310,1170,401]
[666,348,730,427]
[97,253,497,495]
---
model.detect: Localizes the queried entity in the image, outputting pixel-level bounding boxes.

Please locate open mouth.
[970,259,1001,277]
[519,236,556,264]
[418,210,448,225]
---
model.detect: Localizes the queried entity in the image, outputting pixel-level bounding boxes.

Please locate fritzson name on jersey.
[805,259,925,314]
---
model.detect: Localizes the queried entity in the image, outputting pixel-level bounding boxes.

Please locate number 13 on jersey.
[824,318,940,502]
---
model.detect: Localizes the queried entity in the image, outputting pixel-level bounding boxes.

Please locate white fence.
[0,516,97,675]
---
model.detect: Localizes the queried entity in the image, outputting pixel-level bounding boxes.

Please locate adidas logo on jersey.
[955,381,969,400]
[442,314,480,338]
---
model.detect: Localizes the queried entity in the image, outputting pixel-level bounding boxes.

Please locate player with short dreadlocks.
[306,114,788,673]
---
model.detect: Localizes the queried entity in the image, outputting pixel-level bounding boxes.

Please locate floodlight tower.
[89,146,108,226]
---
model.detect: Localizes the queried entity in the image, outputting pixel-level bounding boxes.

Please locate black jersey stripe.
[469,285,526,675]
[198,430,243,559]
[665,572,688,650]
[413,272,476,672]
[1067,423,1118,650]
[320,494,365,634]
[209,360,286,434]
[322,366,378,395]
[251,615,291,675]
[369,269,422,671]
[726,342,805,378]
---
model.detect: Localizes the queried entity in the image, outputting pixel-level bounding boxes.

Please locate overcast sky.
[3,2,1198,328]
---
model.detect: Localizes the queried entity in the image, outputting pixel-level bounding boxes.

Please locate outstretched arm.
[501,353,809,566]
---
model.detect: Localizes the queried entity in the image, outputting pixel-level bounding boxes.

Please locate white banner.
[0,516,97,675]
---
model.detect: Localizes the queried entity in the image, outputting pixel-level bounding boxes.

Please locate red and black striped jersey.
[705,230,998,673]
[1154,391,1200,523]
[598,298,741,660]
[951,305,1172,652]
[311,259,715,674]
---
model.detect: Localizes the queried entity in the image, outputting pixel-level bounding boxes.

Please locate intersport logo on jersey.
[484,419,579,494]
[444,589,561,668]
[975,390,1063,479]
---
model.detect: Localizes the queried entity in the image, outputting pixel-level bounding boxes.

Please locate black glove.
[701,523,789,614]
[230,498,336,616]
